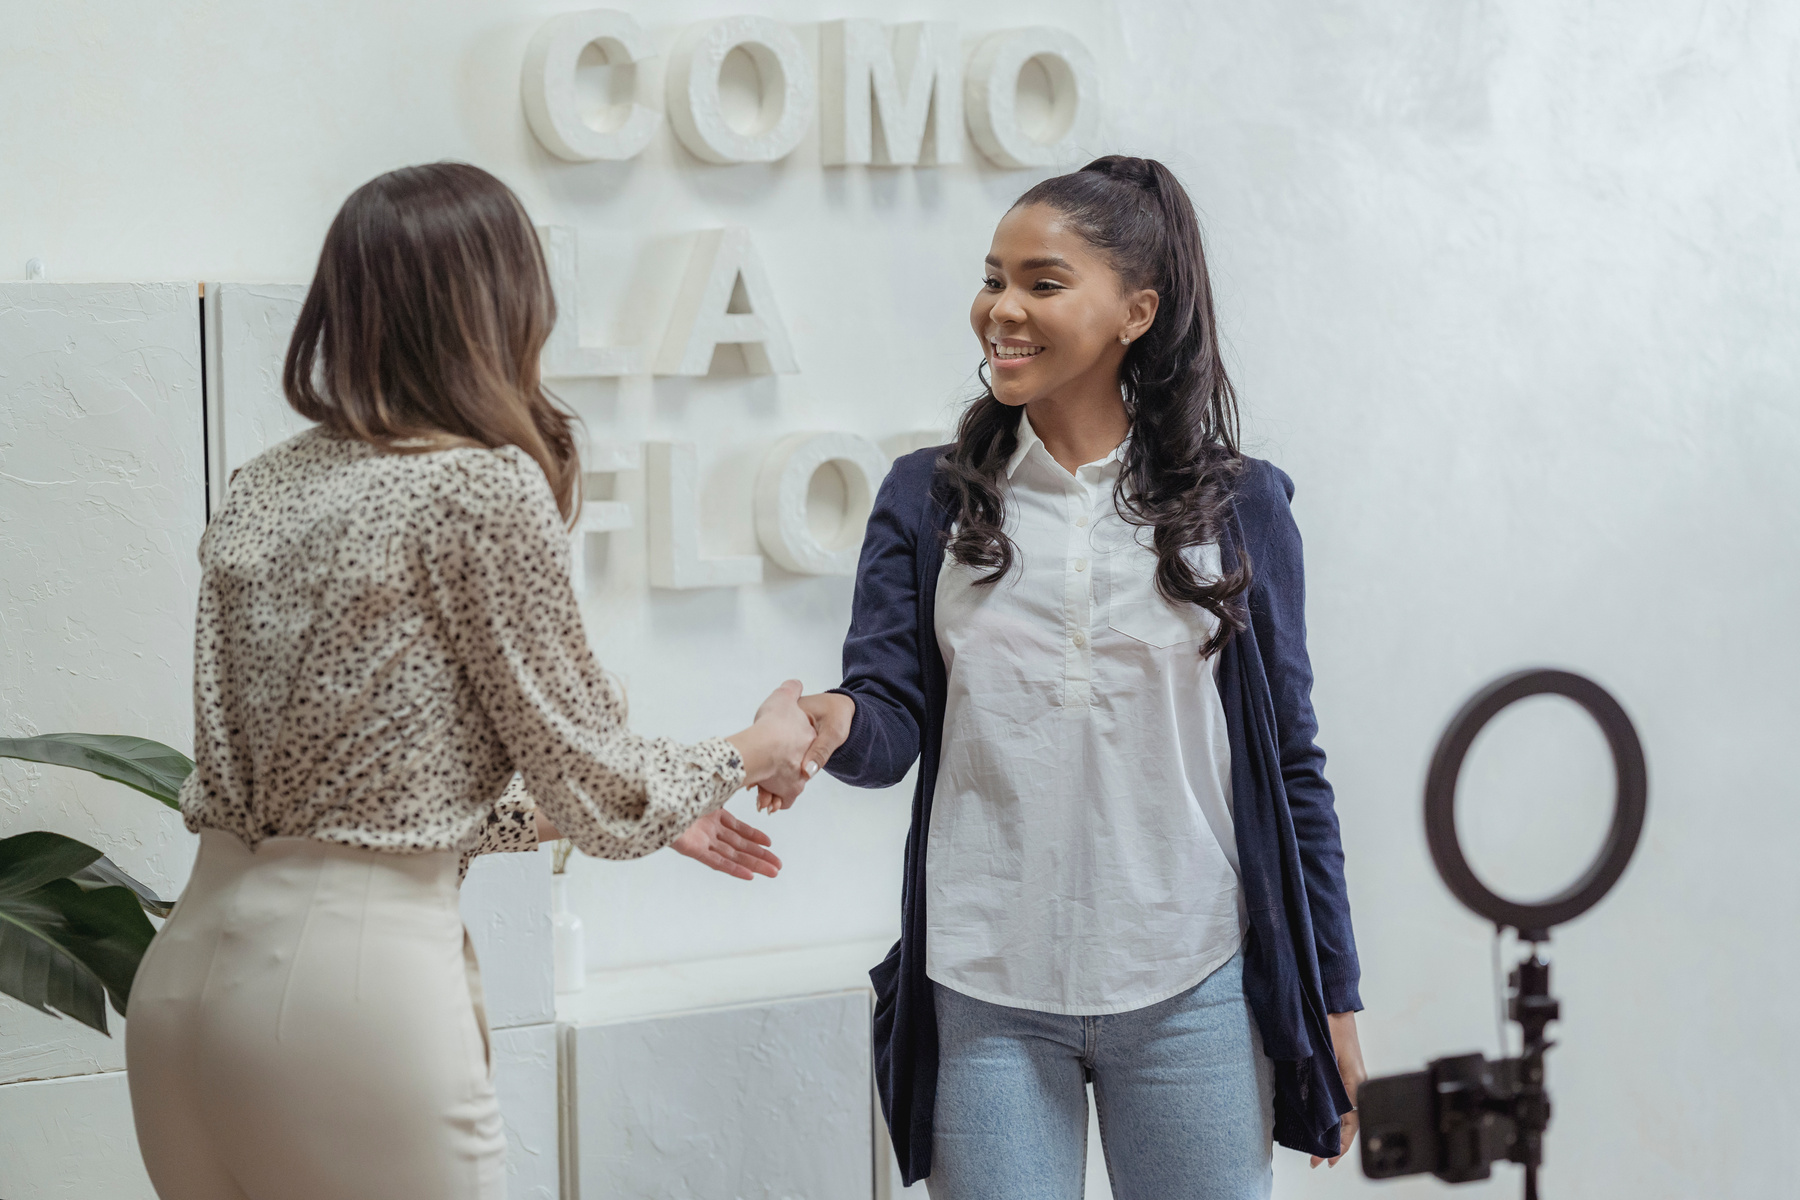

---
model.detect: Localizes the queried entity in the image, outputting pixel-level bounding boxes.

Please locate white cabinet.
[559,941,888,1200]
[0,1072,157,1199]
[463,848,561,1200]
[567,991,873,1200]
[493,1022,561,1200]
[462,848,557,1030]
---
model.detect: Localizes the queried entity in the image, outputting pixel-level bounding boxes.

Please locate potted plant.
[0,734,185,1035]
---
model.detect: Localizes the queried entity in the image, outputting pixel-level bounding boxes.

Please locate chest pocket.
[1104,536,1223,649]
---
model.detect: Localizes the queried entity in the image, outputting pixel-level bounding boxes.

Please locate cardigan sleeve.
[826,450,938,789]
[1243,460,1363,1013]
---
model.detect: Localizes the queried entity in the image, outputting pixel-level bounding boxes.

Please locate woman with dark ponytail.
[788,157,1364,1198]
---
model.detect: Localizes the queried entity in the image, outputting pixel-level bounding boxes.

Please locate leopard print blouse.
[179,427,744,873]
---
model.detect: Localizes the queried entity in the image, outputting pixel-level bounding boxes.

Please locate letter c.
[522,9,660,162]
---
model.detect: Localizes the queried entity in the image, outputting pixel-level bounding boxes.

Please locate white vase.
[552,874,585,994]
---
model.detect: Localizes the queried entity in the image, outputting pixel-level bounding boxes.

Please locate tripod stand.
[1506,941,1558,1200]
[1357,669,1647,1195]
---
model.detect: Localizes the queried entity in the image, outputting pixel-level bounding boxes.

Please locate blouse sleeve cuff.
[692,736,748,799]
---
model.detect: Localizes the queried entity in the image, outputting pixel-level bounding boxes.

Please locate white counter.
[555,935,893,1026]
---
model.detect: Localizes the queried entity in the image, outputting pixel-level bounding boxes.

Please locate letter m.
[821,21,962,166]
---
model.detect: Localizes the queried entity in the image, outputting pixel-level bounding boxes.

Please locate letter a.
[654,227,799,376]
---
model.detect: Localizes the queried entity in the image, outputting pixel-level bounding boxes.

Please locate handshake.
[740,680,853,813]
[673,681,853,882]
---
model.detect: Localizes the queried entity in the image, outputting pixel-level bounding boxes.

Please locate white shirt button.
[1073,558,1088,572]
[1075,515,1089,528]
[1072,631,1087,648]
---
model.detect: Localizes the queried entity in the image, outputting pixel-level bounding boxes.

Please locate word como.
[523,12,1101,169]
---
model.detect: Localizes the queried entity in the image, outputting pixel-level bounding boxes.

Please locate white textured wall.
[0,283,203,1088]
[1123,7,1800,1198]
[1,3,1796,1199]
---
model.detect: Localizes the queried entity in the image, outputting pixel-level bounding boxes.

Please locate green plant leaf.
[47,880,156,1013]
[0,835,158,1035]
[0,916,109,1034]
[0,831,104,900]
[70,856,175,918]
[0,734,194,810]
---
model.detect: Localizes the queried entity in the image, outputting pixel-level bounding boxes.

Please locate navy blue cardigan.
[828,447,1361,1185]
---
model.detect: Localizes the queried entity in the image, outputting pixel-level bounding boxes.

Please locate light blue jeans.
[927,952,1274,1200]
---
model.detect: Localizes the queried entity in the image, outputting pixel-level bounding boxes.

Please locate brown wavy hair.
[942,155,1248,653]
[283,162,581,521]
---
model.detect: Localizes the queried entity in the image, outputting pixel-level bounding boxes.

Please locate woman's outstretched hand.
[758,691,854,813]
[671,808,783,880]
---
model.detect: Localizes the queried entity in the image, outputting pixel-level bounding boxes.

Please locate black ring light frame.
[1425,668,1648,940]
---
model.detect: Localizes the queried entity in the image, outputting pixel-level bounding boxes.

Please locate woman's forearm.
[725,724,777,787]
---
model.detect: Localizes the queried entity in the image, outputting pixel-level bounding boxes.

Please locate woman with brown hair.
[124,163,817,1200]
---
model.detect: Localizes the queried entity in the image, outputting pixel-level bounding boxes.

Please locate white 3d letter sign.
[523,10,660,162]
[755,433,888,576]
[521,15,1106,170]
[538,226,640,378]
[646,442,763,590]
[965,28,1100,168]
[656,227,797,376]
[820,20,961,166]
[668,17,815,164]
[570,439,639,596]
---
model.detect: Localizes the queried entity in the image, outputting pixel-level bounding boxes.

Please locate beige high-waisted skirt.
[126,829,506,1200]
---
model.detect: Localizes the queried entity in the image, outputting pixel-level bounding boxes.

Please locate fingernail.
[804,761,819,777]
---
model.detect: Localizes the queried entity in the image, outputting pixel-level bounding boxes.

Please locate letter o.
[755,433,888,575]
[667,17,815,164]
[965,28,1100,169]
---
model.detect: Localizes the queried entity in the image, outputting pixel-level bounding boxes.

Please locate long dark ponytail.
[941,155,1250,653]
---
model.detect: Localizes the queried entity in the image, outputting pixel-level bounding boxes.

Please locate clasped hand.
[675,684,852,881]
[755,690,852,813]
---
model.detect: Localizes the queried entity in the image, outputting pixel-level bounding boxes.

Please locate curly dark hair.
[941,155,1250,653]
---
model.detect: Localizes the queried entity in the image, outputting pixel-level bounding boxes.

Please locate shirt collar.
[1004,409,1129,480]
[1003,410,1042,478]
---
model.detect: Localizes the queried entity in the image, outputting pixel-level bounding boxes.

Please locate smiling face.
[971,202,1159,411]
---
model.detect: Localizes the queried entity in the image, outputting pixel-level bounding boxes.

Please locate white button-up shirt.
[926,412,1243,1015]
